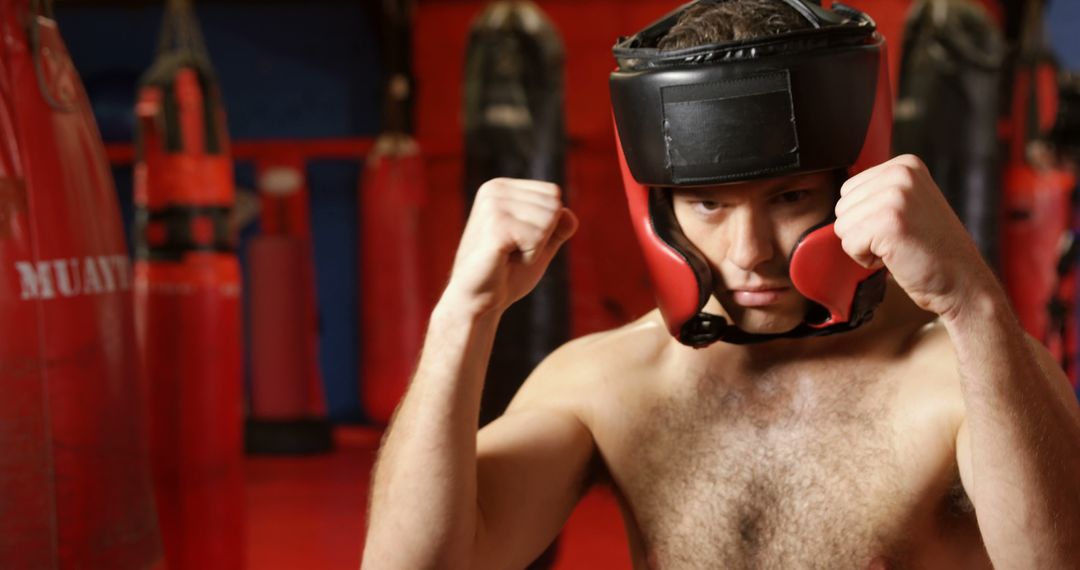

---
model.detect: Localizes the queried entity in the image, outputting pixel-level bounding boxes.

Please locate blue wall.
[1048,0,1080,71]
[57,3,381,423]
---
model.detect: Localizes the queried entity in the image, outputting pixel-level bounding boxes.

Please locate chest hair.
[617,363,909,569]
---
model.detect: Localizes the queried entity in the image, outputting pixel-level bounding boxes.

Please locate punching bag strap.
[142,0,224,156]
[28,0,72,112]
[157,0,211,62]
[1018,0,1047,57]
[27,0,53,19]
[380,0,415,137]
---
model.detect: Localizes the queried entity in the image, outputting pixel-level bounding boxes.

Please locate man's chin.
[732,320,802,336]
[724,308,805,335]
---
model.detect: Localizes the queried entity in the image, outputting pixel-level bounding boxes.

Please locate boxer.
[364,2,1080,568]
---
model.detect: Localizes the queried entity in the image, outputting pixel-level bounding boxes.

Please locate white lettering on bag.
[14,255,131,300]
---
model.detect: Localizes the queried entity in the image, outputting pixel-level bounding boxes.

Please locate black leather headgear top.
[610,0,893,347]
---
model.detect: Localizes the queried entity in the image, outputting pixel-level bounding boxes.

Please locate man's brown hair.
[657,0,812,50]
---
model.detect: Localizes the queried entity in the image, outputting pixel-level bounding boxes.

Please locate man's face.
[670,171,837,334]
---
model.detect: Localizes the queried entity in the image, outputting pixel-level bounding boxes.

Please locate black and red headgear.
[610,0,894,347]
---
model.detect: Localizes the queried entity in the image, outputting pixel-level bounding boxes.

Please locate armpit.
[945,478,975,517]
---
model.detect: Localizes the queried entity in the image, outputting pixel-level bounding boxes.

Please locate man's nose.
[726,207,775,271]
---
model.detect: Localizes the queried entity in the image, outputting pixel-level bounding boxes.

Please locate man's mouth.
[727,285,791,307]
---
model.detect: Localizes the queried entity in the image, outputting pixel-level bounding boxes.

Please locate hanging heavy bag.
[360,0,428,425]
[360,139,427,425]
[463,1,569,429]
[0,0,163,566]
[247,156,332,454]
[893,0,1006,270]
[133,0,244,566]
[1000,0,1077,361]
[1048,72,1080,388]
[1052,72,1080,162]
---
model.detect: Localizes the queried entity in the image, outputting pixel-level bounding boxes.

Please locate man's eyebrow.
[667,186,720,199]
[770,175,832,193]
[670,187,713,196]
[669,175,828,198]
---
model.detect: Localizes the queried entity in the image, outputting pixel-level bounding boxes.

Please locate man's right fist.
[444,178,578,316]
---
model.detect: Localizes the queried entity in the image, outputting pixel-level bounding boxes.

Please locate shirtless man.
[363,1,1080,568]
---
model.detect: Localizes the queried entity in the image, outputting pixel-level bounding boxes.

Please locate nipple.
[867,556,892,570]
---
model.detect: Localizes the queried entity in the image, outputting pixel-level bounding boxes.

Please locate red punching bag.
[0,0,163,566]
[361,138,427,424]
[1000,0,1077,362]
[1001,164,1073,338]
[246,156,333,454]
[361,0,427,424]
[133,0,244,566]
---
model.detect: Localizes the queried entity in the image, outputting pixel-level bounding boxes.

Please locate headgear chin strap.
[611,0,894,347]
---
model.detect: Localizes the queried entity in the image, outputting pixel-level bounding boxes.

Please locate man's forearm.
[363,296,501,568]
[944,287,1080,567]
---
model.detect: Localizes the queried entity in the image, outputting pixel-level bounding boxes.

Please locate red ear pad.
[789,223,880,326]
[615,127,705,339]
[640,204,709,339]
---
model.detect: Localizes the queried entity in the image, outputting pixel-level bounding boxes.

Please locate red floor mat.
[245,427,631,569]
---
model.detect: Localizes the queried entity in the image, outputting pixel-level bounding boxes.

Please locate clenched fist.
[443,178,578,316]
[833,154,999,321]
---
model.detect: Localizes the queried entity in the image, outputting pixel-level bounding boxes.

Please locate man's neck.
[695,279,935,370]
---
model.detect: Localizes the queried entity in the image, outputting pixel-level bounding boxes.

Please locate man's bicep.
[473,407,595,569]
[1024,335,1080,423]
[953,336,1077,503]
[954,418,974,501]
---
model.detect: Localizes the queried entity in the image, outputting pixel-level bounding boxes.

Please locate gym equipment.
[999,0,1077,372]
[463,1,570,425]
[894,0,1006,270]
[133,0,244,566]
[246,155,334,454]
[360,0,430,425]
[0,0,163,565]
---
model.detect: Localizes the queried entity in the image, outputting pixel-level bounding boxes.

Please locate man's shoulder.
[905,318,954,362]
[874,316,960,391]
[551,309,670,369]
[507,309,671,412]
[877,317,969,434]
[865,287,957,375]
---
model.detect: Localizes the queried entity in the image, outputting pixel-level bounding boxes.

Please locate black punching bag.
[893,0,1006,270]
[1053,73,1080,162]
[464,1,568,427]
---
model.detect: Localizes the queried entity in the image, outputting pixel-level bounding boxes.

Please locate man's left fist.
[833,154,996,320]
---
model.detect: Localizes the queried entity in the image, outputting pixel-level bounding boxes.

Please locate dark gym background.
[55,0,1080,424]
[43,0,1080,567]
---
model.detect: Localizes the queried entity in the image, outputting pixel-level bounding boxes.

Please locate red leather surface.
[0,1,163,566]
[135,256,244,569]
[1001,59,1077,385]
[134,58,244,568]
[251,157,326,420]
[249,235,326,418]
[1001,165,1075,349]
[790,225,880,326]
[360,142,427,424]
[615,127,702,339]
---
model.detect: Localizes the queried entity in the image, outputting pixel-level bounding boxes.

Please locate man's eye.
[774,190,810,204]
[695,200,721,212]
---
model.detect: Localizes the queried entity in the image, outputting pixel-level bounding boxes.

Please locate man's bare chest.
[597,368,923,569]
